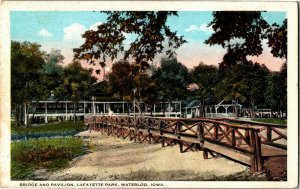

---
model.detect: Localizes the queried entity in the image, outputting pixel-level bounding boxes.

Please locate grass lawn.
[11,137,86,180]
[251,118,287,125]
[11,121,87,180]
[11,120,86,135]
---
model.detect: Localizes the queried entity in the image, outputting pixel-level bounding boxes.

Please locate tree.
[265,63,287,117]
[11,41,46,127]
[267,19,287,59]
[153,57,189,115]
[107,60,159,115]
[205,11,270,69]
[55,61,97,122]
[73,11,186,67]
[213,61,270,117]
[107,60,135,101]
[40,49,64,98]
[189,62,219,116]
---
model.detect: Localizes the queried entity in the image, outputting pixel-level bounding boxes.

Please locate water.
[11,130,80,141]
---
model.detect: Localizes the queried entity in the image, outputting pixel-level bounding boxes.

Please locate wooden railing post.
[249,129,263,172]
[214,124,219,140]
[134,118,138,142]
[231,128,236,147]
[198,121,204,142]
[250,130,257,172]
[203,149,208,159]
[266,126,272,142]
[245,129,250,144]
[254,131,263,172]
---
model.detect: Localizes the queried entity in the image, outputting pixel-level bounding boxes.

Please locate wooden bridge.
[84,115,287,172]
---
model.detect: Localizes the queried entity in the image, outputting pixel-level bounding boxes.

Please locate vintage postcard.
[0,1,298,188]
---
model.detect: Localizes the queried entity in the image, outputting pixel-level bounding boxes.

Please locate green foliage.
[74,11,186,65]
[213,61,270,107]
[55,61,97,101]
[251,118,287,125]
[40,49,65,98]
[11,121,85,135]
[11,41,46,104]
[189,62,219,103]
[153,57,189,102]
[267,19,287,59]
[264,63,287,113]
[11,137,85,180]
[205,11,269,69]
[107,60,159,107]
[108,60,135,101]
[11,41,47,127]
[206,11,287,70]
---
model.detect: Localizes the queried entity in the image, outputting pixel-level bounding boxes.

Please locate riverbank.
[11,121,87,180]
[35,130,267,181]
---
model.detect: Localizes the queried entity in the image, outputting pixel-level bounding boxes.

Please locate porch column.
[224,105,229,113]
[83,102,86,115]
[65,102,68,120]
[215,105,218,114]
[24,103,27,126]
[45,102,48,123]
[179,102,182,118]
[122,102,125,113]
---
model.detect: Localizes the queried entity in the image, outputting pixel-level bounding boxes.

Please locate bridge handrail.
[85,115,273,172]
[212,118,287,128]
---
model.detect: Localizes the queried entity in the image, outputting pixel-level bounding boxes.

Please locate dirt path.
[35,130,262,181]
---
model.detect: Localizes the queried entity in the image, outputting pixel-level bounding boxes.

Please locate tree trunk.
[20,104,24,127]
[14,104,20,127]
[27,102,38,127]
[234,99,238,118]
[202,98,205,118]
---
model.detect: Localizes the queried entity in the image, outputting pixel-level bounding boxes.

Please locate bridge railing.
[211,118,287,149]
[85,115,265,172]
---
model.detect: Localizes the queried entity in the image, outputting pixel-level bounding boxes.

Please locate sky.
[10,11,286,80]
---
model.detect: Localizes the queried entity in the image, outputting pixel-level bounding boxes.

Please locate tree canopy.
[74,11,186,68]
[213,61,270,109]
[107,60,135,101]
[55,61,97,102]
[153,57,189,102]
[40,49,65,98]
[189,62,219,103]
[11,41,46,127]
[267,19,287,59]
[205,11,287,70]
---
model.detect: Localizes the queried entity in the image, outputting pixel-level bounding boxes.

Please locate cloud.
[38,29,53,37]
[89,22,103,31]
[185,25,198,32]
[199,23,214,33]
[185,24,213,33]
[63,23,87,43]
